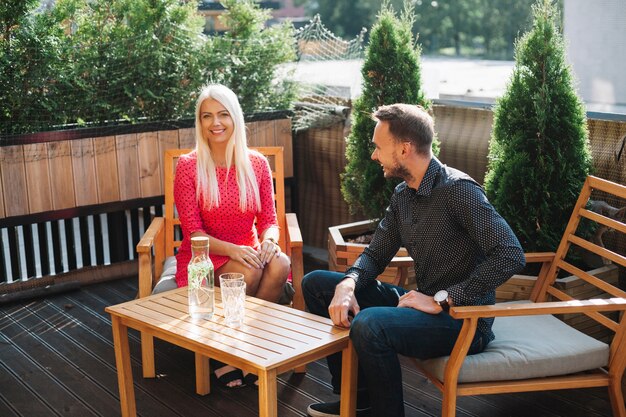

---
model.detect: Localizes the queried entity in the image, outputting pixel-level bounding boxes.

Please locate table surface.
[106,287,350,373]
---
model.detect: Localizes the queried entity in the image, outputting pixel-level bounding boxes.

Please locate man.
[303,104,525,417]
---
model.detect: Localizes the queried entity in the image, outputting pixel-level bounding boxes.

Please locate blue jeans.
[302,270,488,417]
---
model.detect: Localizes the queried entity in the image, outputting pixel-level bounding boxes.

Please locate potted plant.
[484,0,617,340]
[329,0,434,286]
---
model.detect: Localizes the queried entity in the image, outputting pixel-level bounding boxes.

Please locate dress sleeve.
[173,155,206,237]
[254,154,279,236]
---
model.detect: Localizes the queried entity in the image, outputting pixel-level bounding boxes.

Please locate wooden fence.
[0,114,292,295]
[295,103,626,249]
[0,118,292,219]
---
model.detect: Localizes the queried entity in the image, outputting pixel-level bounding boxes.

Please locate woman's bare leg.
[254,253,290,303]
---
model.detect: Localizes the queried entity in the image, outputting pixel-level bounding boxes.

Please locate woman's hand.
[257,238,281,265]
[231,245,264,269]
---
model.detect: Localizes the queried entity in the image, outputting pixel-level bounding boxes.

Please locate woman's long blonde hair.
[194,84,261,212]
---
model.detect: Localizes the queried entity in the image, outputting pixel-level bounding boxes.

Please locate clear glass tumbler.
[219,273,246,328]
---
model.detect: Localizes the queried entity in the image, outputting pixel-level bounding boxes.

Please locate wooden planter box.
[328,219,416,288]
[497,264,620,342]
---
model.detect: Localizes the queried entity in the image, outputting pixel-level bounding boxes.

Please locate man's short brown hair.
[372,104,434,155]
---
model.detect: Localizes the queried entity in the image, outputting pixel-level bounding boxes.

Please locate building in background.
[269,0,308,28]
[198,0,308,34]
[564,0,626,112]
[197,0,280,34]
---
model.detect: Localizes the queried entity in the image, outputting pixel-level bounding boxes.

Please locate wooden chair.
[135,146,305,386]
[397,175,626,416]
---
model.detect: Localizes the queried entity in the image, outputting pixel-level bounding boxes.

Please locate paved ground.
[290,56,626,115]
[290,56,515,102]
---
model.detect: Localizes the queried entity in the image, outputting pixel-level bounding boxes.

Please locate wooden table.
[105,287,357,417]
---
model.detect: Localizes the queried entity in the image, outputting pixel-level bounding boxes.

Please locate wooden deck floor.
[0,274,615,417]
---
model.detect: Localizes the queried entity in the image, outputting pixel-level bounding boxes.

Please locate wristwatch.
[434,290,450,312]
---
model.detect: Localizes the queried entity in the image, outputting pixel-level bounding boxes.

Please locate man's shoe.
[307,400,371,417]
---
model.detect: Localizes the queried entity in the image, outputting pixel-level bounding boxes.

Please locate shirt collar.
[411,156,442,196]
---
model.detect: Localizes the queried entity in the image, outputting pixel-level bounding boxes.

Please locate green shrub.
[484,0,592,253]
[340,0,433,221]
[0,0,297,136]
[0,1,70,134]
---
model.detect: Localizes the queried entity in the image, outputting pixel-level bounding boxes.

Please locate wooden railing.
[0,114,292,295]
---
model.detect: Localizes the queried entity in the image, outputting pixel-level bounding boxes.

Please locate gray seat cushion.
[418,301,609,383]
[152,256,295,305]
[152,256,178,294]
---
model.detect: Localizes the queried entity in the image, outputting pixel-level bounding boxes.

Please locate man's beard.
[385,156,413,183]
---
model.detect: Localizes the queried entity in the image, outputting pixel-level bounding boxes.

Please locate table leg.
[339,340,357,417]
[140,332,155,378]
[258,369,277,417]
[195,353,210,395]
[111,316,137,417]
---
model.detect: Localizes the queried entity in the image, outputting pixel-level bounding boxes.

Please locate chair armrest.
[524,252,556,263]
[522,252,556,301]
[285,213,303,248]
[388,256,413,268]
[137,217,164,252]
[388,256,413,288]
[137,217,165,298]
[285,213,305,312]
[450,298,626,319]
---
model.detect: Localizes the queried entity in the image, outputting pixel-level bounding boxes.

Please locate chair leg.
[441,388,457,417]
[608,381,626,417]
[140,332,156,378]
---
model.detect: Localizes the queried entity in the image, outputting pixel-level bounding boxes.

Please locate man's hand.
[397,290,442,314]
[328,278,360,328]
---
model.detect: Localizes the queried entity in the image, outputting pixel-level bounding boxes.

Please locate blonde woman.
[174,84,290,387]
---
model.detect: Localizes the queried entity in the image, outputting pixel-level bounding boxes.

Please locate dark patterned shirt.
[346,157,525,341]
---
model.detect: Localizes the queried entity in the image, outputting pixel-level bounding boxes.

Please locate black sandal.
[243,372,258,387]
[211,359,245,389]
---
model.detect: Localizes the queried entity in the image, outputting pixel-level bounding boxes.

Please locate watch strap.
[436,296,450,312]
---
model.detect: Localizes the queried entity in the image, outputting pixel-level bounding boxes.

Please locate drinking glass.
[219,273,246,328]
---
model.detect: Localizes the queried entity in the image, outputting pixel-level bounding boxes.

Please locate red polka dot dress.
[173,149,278,287]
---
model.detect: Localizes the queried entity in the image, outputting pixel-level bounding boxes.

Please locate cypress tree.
[341,0,432,221]
[484,0,592,253]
